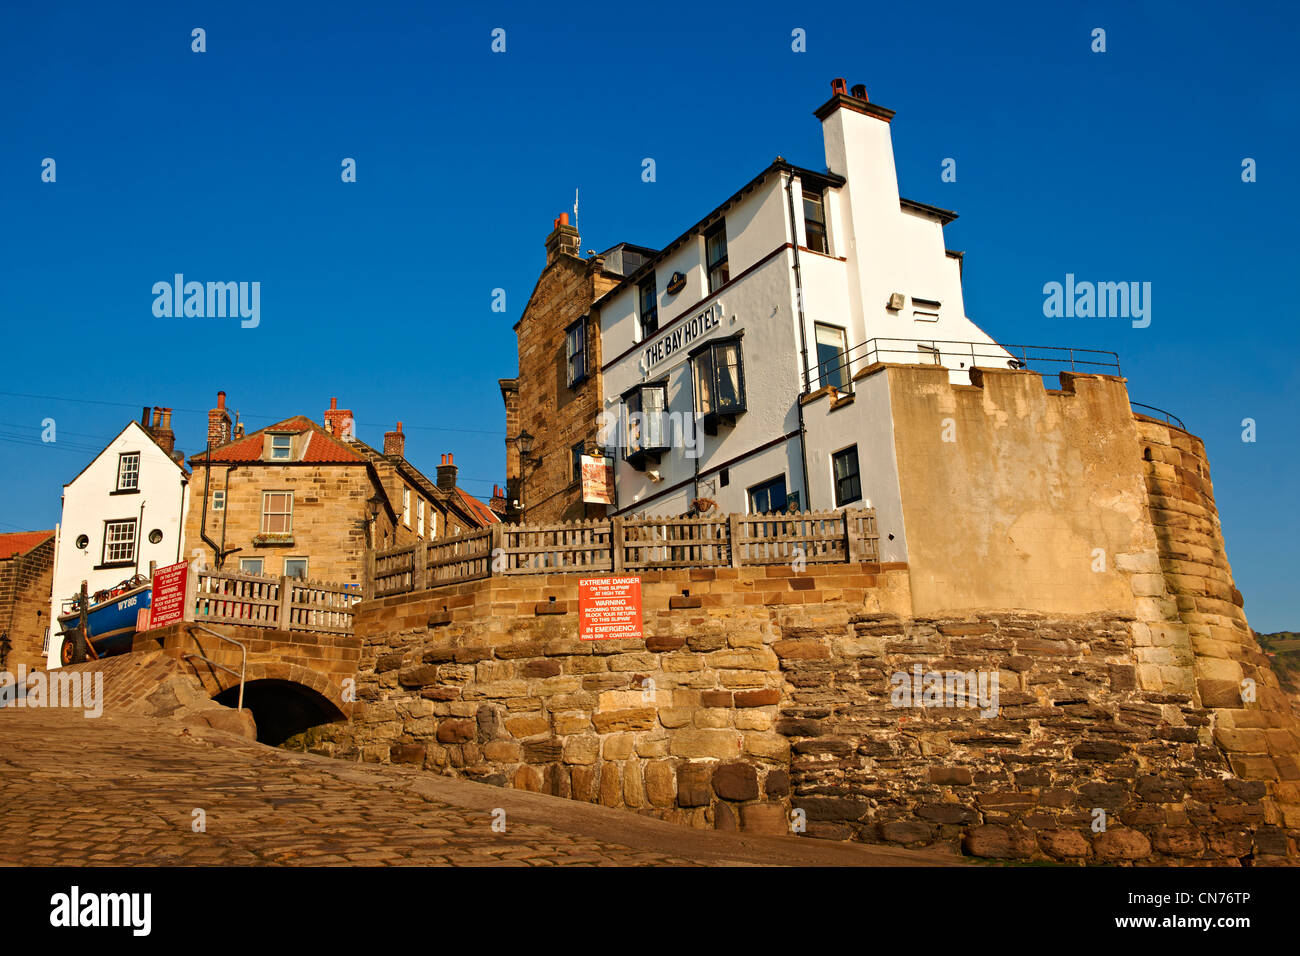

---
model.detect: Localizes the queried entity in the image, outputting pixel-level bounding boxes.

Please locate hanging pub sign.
[581,454,615,505]
[642,302,723,370]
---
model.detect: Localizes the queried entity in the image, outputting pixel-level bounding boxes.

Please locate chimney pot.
[152,407,162,428]
[851,83,867,100]
[330,397,337,409]
[436,452,459,492]
[217,390,226,410]
[832,77,847,95]
[558,212,569,226]
[141,406,150,426]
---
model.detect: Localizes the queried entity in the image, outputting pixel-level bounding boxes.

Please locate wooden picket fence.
[190,568,362,634]
[369,508,878,597]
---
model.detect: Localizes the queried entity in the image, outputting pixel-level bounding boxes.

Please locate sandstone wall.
[310,562,1296,863]
[885,366,1156,616]
[184,464,383,587]
[1136,417,1300,837]
[0,536,55,672]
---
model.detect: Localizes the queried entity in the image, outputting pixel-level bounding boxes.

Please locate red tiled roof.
[199,416,364,464]
[0,530,54,561]
[456,488,500,526]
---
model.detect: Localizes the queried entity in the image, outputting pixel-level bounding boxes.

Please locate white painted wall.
[46,421,190,667]
[802,370,908,563]
[599,92,1012,524]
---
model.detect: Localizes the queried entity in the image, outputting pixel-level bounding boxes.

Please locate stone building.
[500,213,654,523]
[0,531,55,672]
[186,393,497,591]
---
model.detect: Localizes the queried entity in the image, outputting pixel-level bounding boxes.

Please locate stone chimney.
[154,407,175,456]
[324,396,354,439]
[233,413,245,440]
[490,484,507,515]
[545,212,580,265]
[384,421,405,458]
[208,391,232,447]
[142,405,175,455]
[437,453,458,492]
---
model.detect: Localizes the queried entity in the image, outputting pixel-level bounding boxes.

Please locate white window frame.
[212,489,226,511]
[239,557,265,575]
[402,486,411,527]
[102,519,137,564]
[270,434,293,460]
[417,498,425,537]
[116,452,140,491]
[284,557,309,581]
[261,491,293,534]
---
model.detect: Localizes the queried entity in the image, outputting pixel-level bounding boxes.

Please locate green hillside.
[1256,631,1300,694]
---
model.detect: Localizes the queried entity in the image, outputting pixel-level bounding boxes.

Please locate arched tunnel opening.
[214,679,345,747]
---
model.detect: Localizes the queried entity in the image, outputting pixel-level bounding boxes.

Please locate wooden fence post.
[728,513,742,568]
[489,523,504,577]
[414,542,427,593]
[278,575,293,629]
[183,562,199,623]
[611,514,625,573]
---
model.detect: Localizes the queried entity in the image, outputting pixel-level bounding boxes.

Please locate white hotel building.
[591,80,1012,557]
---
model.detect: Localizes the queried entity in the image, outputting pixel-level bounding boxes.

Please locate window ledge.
[253,534,295,547]
[109,488,140,496]
[94,561,136,570]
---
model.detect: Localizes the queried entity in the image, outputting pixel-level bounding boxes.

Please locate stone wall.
[510,243,620,524]
[0,535,55,672]
[305,564,908,836]
[184,463,386,587]
[308,562,1296,863]
[1136,417,1300,839]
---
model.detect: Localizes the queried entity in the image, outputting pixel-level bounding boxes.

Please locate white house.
[595,79,1012,533]
[46,409,190,667]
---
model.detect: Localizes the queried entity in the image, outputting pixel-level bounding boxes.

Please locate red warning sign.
[578,576,643,641]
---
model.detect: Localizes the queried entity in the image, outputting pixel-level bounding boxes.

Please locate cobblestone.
[0,710,952,866]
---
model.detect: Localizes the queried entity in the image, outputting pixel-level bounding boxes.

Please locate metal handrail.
[808,336,1122,391]
[180,623,248,712]
[1131,401,1187,431]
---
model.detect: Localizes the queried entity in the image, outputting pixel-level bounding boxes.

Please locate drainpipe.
[134,499,146,578]
[784,169,814,511]
[175,476,186,564]
[200,440,221,567]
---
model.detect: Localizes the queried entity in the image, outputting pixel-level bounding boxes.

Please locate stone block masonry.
[307,561,1298,864]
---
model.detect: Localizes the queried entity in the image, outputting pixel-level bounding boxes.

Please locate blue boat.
[56,576,152,664]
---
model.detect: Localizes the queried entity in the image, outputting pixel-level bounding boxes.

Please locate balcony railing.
[809,336,1122,392]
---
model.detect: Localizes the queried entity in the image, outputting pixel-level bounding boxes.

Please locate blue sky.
[1,1,1295,630]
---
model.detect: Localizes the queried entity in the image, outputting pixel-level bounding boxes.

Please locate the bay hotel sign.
[640,302,723,371]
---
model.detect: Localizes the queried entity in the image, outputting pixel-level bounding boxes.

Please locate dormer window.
[270,434,292,460]
[691,335,746,433]
[623,382,669,469]
[638,275,658,339]
[705,221,729,293]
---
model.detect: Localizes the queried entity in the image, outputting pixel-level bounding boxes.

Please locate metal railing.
[808,336,1122,392]
[1131,402,1187,431]
[181,623,247,712]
